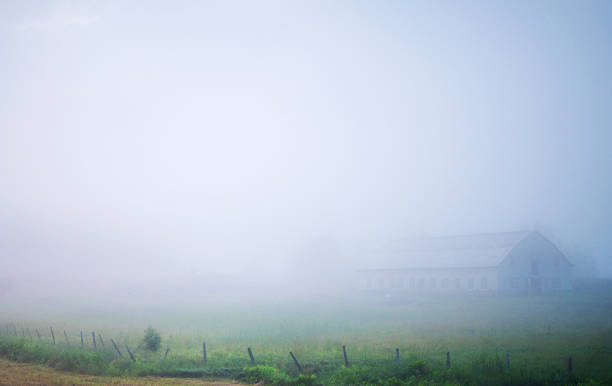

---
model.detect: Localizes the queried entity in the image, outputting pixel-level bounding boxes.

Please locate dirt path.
[0,358,246,385]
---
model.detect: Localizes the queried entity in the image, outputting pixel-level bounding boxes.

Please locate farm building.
[358,231,572,295]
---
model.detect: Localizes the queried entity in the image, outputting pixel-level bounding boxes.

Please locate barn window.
[454,278,461,288]
[442,278,449,288]
[366,279,372,289]
[480,277,488,289]
[430,278,436,288]
[467,278,474,289]
[552,277,561,288]
[390,278,396,289]
[418,278,425,288]
[409,278,415,289]
[378,278,385,289]
[399,277,405,288]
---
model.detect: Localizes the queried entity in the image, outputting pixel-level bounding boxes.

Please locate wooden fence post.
[80,330,84,347]
[98,333,105,349]
[446,352,451,369]
[27,329,32,342]
[36,329,41,342]
[343,345,349,367]
[203,342,207,363]
[49,327,55,345]
[12,324,17,336]
[396,348,400,364]
[64,330,70,346]
[125,345,136,362]
[568,356,573,374]
[110,339,123,358]
[164,347,170,360]
[92,332,97,349]
[289,352,303,373]
[505,353,509,369]
[248,347,255,364]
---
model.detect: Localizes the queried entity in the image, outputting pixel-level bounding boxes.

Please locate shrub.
[142,327,161,352]
[239,365,291,385]
[329,365,377,385]
[292,373,319,385]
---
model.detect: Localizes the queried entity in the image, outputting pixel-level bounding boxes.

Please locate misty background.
[1,1,611,302]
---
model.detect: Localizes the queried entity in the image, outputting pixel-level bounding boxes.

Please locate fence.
[0,322,576,375]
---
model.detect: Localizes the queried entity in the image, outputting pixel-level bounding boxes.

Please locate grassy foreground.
[0,358,241,385]
[2,290,612,385]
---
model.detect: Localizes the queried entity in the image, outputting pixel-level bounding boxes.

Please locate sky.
[1,0,611,288]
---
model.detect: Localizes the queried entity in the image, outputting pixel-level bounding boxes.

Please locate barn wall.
[358,268,498,294]
[498,233,572,294]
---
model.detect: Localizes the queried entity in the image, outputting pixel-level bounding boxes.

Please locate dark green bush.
[292,373,319,385]
[142,327,162,352]
[238,365,320,385]
[240,365,291,384]
[329,365,377,385]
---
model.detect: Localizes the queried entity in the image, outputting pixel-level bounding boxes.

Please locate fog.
[1,1,611,303]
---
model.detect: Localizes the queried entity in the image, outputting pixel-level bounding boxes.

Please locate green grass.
[2,290,612,385]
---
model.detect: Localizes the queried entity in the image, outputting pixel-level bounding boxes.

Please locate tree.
[143,327,162,352]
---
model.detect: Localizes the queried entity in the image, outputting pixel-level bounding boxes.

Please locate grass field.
[2,289,612,385]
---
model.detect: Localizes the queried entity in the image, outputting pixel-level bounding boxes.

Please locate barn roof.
[361,231,535,270]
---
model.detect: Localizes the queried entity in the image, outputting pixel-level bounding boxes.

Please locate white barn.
[358,231,572,295]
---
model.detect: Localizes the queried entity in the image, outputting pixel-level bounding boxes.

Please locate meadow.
[1,289,612,385]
